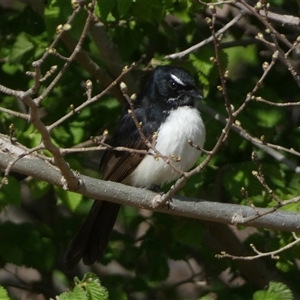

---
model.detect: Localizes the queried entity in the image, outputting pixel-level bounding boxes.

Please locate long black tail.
[64,200,120,270]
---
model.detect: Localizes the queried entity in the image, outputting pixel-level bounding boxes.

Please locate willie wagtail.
[64,66,206,269]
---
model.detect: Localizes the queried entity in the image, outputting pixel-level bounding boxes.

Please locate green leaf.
[0,176,21,211]
[57,273,108,300]
[256,107,283,128]
[44,0,73,37]
[0,286,10,300]
[55,187,83,212]
[58,285,87,300]
[253,290,281,300]
[0,223,55,270]
[147,251,170,281]
[9,32,34,64]
[107,285,128,300]
[80,273,108,300]
[98,0,117,21]
[117,0,132,16]
[253,281,293,300]
[267,282,293,300]
[173,219,203,248]
[132,0,164,21]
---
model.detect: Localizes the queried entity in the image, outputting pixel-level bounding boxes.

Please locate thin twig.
[164,12,245,59]
[216,232,300,260]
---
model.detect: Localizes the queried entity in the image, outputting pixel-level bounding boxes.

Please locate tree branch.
[1,134,300,233]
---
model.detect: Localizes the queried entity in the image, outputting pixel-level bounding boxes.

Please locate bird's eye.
[169,80,178,90]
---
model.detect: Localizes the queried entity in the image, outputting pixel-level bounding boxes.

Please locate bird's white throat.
[127,106,206,188]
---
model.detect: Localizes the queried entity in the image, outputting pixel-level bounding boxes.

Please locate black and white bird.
[64,66,206,270]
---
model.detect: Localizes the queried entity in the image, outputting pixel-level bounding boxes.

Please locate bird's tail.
[64,200,120,270]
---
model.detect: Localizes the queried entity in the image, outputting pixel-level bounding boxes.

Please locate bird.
[64,65,206,270]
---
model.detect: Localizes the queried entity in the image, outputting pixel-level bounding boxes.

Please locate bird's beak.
[185,89,202,99]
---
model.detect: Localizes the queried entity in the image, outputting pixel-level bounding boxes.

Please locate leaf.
[55,187,83,212]
[267,282,293,300]
[253,290,281,300]
[117,0,132,16]
[98,0,117,21]
[253,281,293,300]
[147,251,170,281]
[80,273,108,300]
[57,273,108,300]
[132,0,164,21]
[190,48,228,88]
[0,176,21,211]
[9,32,34,64]
[0,223,55,270]
[256,107,283,128]
[0,286,10,300]
[58,285,87,300]
[44,0,73,37]
[173,219,203,248]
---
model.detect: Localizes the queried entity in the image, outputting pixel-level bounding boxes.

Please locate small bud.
[71,0,79,9]
[63,24,71,31]
[260,135,265,141]
[257,32,264,39]
[217,85,223,91]
[9,123,15,133]
[47,48,57,54]
[120,82,127,94]
[56,24,63,34]
[103,129,108,136]
[255,2,262,9]
[86,79,92,89]
[209,57,216,63]
[235,120,241,127]
[251,151,258,160]
[252,170,258,176]
[224,70,229,78]
[265,28,270,34]
[262,61,269,70]
[208,4,216,14]
[122,65,129,72]
[130,93,137,101]
[272,51,279,60]
[205,17,212,25]
[26,71,35,77]
[70,104,74,110]
[50,65,57,73]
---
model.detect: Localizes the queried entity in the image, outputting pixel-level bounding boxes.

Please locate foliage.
[57,273,108,300]
[0,0,300,299]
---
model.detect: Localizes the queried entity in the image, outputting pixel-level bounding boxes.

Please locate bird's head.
[147,66,201,108]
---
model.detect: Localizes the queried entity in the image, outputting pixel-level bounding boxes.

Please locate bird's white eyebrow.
[170,74,185,86]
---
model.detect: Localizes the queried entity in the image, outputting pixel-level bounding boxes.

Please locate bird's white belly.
[128,106,206,188]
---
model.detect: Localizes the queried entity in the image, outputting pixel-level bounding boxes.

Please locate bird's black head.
[142,66,201,109]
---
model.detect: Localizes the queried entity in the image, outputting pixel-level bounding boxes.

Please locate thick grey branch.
[0,135,300,233]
